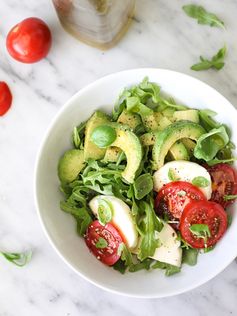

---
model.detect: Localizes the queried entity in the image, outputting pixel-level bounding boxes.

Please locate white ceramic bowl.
[35,68,237,298]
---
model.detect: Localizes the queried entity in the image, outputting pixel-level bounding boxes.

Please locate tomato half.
[180,200,227,248]
[85,220,123,266]
[206,163,237,208]
[6,17,52,63]
[155,181,206,222]
[0,82,12,116]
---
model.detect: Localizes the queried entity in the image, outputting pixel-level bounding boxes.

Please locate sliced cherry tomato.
[0,82,12,116]
[85,220,123,266]
[6,17,52,63]
[155,181,206,222]
[206,163,237,208]
[180,200,227,248]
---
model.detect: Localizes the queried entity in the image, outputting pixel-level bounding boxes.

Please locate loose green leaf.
[194,125,229,161]
[118,243,134,268]
[227,214,232,227]
[152,261,181,276]
[112,259,127,274]
[182,248,198,266]
[1,250,32,267]
[97,199,113,225]
[189,224,211,247]
[137,201,161,261]
[207,157,236,166]
[168,168,180,181]
[223,195,237,201]
[129,258,153,272]
[191,46,227,71]
[90,125,117,148]
[183,5,225,29]
[203,246,215,253]
[199,109,219,131]
[95,237,108,249]
[192,176,210,188]
[72,121,86,149]
[133,173,153,200]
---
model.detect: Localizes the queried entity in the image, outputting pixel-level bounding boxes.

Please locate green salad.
[58,77,236,275]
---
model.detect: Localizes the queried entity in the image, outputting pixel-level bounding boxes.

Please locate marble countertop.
[1,0,237,314]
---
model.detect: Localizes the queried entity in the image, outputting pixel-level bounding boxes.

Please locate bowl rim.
[34,68,237,298]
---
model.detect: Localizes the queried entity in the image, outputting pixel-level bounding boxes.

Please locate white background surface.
[1,0,237,315]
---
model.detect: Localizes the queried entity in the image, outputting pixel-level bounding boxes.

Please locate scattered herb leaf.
[95,237,108,249]
[1,250,32,267]
[192,176,210,188]
[191,46,227,71]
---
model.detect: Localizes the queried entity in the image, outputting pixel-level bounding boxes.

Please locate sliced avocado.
[103,146,122,162]
[58,149,85,183]
[140,132,156,146]
[111,126,142,183]
[182,138,196,156]
[152,121,205,169]
[142,113,160,131]
[84,111,110,161]
[168,141,189,161]
[157,116,172,130]
[162,107,176,118]
[117,110,141,130]
[173,110,199,123]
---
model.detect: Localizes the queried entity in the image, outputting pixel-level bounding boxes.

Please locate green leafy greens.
[1,250,32,267]
[183,5,225,29]
[191,46,227,71]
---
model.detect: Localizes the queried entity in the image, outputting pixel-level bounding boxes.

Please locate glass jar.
[52,0,136,49]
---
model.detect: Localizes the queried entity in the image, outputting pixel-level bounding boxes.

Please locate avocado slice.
[168,140,189,161]
[140,132,156,146]
[152,121,205,169]
[182,138,196,156]
[84,111,110,161]
[173,110,199,123]
[111,126,142,183]
[117,110,141,130]
[103,146,122,162]
[58,149,85,183]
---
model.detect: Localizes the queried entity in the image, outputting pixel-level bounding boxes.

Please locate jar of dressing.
[52,0,136,49]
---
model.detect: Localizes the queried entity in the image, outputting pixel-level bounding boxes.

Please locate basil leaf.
[192,176,210,188]
[1,250,32,267]
[90,125,117,148]
[191,46,227,71]
[97,199,113,226]
[194,125,229,161]
[152,261,181,276]
[133,173,153,200]
[168,168,179,181]
[95,237,108,249]
[183,5,225,29]
[182,248,198,266]
[223,195,237,201]
[189,224,211,246]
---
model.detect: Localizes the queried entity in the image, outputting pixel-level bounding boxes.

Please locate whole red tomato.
[6,17,52,63]
[0,82,12,116]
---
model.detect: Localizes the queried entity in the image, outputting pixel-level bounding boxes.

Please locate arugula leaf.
[129,258,153,272]
[152,261,181,276]
[207,157,236,166]
[137,201,162,261]
[97,199,113,225]
[95,237,108,249]
[183,5,225,29]
[199,109,219,131]
[192,176,210,188]
[182,248,198,266]
[203,246,215,253]
[194,125,229,161]
[168,168,180,181]
[118,243,134,268]
[133,173,153,200]
[112,259,127,274]
[1,250,32,267]
[191,46,227,71]
[72,121,86,149]
[223,195,237,201]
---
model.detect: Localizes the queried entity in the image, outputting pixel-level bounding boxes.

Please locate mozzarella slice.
[133,222,182,267]
[153,160,212,199]
[89,195,138,249]
[151,223,182,267]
